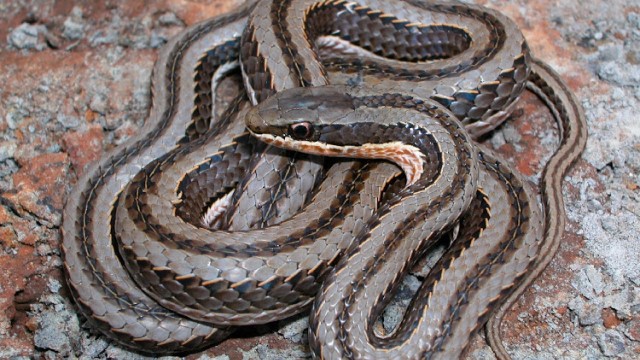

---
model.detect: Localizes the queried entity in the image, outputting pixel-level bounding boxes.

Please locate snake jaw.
[251,132,425,187]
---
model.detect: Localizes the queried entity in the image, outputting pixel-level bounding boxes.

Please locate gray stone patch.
[241,344,310,360]
[573,265,606,299]
[149,32,166,48]
[598,329,626,357]
[0,141,17,162]
[8,23,49,51]
[33,297,80,354]
[568,296,602,326]
[278,316,309,343]
[89,93,109,115]
[381,274,421,334]
[194,355,231,360]
[158,12,184,27]
[63,7,86,40]
[77,334,109,360]
[56,113,81,129]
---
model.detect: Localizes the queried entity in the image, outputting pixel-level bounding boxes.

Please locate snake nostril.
[245,110,266,134]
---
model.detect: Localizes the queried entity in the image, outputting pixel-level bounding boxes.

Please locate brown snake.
[61,0,587,358]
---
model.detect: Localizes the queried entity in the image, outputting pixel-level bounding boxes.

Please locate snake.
[61,0,587,358]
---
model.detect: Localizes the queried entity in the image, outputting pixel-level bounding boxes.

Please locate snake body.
[61,0,587,357]
[245,85,542,358]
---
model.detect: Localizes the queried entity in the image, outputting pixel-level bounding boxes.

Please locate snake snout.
[245,106,270,135]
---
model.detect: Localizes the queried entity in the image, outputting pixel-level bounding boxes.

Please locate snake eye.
[289,122,314,140]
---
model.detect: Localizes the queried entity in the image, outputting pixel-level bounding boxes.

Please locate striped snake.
[61,0,587,358]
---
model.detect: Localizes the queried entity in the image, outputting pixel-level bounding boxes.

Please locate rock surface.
[0,0,638,359]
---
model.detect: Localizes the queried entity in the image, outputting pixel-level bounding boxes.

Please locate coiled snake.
[61,0,587,358]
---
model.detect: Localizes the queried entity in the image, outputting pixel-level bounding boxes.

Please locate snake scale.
[61,0,587,358]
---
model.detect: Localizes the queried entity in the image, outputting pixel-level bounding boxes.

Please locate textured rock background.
[0,0,638,359]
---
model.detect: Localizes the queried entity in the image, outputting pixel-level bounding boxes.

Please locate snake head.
[245,86,355,142]
[245,86,430,187]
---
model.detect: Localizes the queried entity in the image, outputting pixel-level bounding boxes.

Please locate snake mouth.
[250,131,425,187]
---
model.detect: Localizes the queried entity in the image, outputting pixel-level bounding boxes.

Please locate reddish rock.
[602,308,622,329]
[0,204,39,247]
[164,0,245,25]
[623,175,639,191]
[627,319,640,341]
[84,109,98,123]
[6,153,70,226]
[0,227,18,248]
[62,124,104,176]
[0,245,43,357]
[556,305,569,317]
